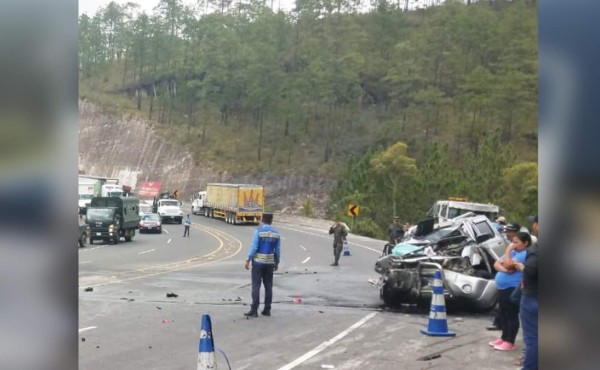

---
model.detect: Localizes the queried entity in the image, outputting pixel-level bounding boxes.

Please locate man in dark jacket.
[329,219,348,266]
[515,215,538,370]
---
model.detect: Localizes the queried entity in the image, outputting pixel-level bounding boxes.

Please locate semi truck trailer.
[191,183,264,225]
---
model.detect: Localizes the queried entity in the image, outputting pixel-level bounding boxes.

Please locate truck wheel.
[226,212,231,224]
[125,229,135,242]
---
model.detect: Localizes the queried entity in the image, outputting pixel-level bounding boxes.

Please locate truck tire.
[125,229,135,242]
[89,237,94,245]
[79,234,87,248]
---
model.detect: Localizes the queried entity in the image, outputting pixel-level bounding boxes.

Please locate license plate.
[96,232,101,236]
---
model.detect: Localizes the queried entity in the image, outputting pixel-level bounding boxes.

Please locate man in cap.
[244,212,281,317]
[388,216,404,244]
[495,216,507,233]
[329,218,348,266]
[515,215,538,370]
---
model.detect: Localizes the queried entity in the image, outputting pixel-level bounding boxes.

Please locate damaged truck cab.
[375,214,508,312]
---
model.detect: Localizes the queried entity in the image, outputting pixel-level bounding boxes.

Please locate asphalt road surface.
[79,214,523,370]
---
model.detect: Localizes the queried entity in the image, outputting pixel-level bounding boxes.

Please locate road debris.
[166,292,178,298]
[81,338,85,342]
[235,297,242,301]
[156,306,162,310]
[417,353,441,361]
[84,287,93,292]
[293,297,302,304]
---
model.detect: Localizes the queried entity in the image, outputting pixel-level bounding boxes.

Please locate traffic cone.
[420,270,456,337]
[343,240,351,256]
[197,314,217,369]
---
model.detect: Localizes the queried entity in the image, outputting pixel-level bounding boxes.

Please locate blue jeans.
[520,294,538,370]
[251,263,274,312]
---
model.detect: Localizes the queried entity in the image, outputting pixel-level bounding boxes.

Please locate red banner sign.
[138,181,161,199]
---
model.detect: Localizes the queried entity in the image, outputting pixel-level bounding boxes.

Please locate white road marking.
[277,312,377,370]
[167,238,172,244]
[278,225,381,254]
[298,244,307,251]
[79,261,93,264]
[138,249,155,255]
[79,244,109,252]
[163,228,170,234]
[301,257,311,264]
[78,326,97,333]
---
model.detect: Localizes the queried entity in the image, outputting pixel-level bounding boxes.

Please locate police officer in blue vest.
[244,212,281,317]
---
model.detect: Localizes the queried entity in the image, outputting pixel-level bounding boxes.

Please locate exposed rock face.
[79,100,333,216]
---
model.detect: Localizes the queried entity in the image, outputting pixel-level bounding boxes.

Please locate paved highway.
[79,213,520,369]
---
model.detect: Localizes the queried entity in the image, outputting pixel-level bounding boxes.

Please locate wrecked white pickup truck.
[374,213,508,312]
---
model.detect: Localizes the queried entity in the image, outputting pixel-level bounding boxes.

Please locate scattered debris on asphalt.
[156,306,162,310]
[166,292,178,298]
[417,353,441,361]
[81,338,85,342]
[235,297,242,301]
[318,311,324,314]
[84,287,93,292]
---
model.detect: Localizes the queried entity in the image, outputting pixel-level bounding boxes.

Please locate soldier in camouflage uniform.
[328,219,348,266]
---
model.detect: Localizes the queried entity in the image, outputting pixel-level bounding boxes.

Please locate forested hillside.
[79,0,537,238]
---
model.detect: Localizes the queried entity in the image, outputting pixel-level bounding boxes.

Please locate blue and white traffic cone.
[343,240,351,256]
[197,314,217,369]
[420,270,456,337]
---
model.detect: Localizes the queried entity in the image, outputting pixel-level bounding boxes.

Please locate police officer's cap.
[262,212,274,223]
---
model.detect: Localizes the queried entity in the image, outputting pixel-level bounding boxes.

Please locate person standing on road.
[244,212,281,318]
[329,218,348,266]
[387,216,404,244]
[515,215,538,370]
[490,231,531,351]
[487,222,522,331]
[183,214,191,237]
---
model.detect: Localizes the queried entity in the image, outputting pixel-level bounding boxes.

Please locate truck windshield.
[160,201,179,207]
[87,208,115,222]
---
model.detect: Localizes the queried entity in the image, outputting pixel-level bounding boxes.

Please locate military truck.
[86,196,140,244]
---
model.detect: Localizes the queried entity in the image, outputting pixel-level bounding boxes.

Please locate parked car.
[139,213,162,233]
[374,214,508,312]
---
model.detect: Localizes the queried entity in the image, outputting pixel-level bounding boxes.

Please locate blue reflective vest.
[247,224,281,265]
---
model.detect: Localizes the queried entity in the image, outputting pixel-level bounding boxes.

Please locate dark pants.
[520,294,538,370]
[251,263,274,312]
[333,242,343,263]
[183,225,190,237]
[498,287,520,344]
